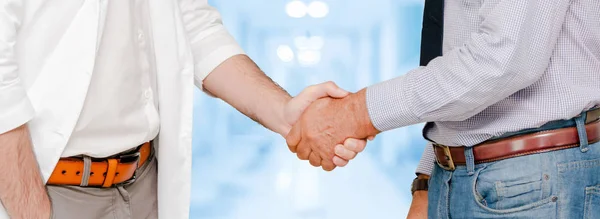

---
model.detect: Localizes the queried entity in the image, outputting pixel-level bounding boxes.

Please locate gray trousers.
[48,156,158,219]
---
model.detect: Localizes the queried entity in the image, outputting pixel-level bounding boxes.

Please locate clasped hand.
[283,82,378,171]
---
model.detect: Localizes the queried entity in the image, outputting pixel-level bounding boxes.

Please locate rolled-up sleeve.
[415,143,435,176]
[0,0,34,135]
[179,0,245,90]
[366,0,572,131]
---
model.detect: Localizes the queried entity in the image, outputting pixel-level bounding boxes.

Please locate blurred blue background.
[191,0,427,218]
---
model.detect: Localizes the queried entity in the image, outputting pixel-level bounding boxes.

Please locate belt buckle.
[114,176,137,187]
[113,152,141,187]
[435,144,456,171]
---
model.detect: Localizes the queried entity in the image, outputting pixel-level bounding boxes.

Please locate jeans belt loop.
[575,114,589,153]
[464,146,475,175]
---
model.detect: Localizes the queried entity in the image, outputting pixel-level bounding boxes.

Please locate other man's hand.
[286,89,379,171]
[283,82,370,169]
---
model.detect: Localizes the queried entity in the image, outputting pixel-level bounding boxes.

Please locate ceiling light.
[286,1,308,18]
[307,1,329,18]
[294,36,325,50]
[297,50,321,66]
[276,45,295,62]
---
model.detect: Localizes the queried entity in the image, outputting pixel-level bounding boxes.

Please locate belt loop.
[575,114,589,153]
[102,159,119,188]
[464,146,475,175]
[80,156,92,187]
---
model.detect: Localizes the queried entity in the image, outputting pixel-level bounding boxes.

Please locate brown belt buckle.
[435,144,456,171]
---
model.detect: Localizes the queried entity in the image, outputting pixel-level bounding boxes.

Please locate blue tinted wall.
[191,1,426,218]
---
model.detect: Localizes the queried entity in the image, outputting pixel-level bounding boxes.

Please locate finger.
[286,123,302,153]
[343,138,367,153]
[308,152,321,167]
[333,156,349,167]
[321,160,336,171]
[296,140,312,160]
[335,144,357,160]
[367,136,376,141]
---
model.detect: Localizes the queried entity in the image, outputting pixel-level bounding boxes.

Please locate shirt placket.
[134,0,160,141]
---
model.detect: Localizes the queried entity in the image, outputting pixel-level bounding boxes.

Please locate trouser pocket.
[471,156,555,213]
[472,165,555,214]
[585,185,600,219]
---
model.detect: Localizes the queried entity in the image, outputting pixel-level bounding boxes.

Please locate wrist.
[411,175,429,195]
[417,173,430,180]
[275,98,293,137]
[348,89,380,138]
[412,190,428,198]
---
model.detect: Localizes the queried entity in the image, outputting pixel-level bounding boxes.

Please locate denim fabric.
[428,141,600,219]
[428,109,600,218]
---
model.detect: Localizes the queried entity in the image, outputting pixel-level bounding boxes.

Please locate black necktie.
[420,0,444,141]
[419,0,444,66]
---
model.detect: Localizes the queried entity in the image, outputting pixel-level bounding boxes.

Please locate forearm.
[203,55,292,136]
[0,125,51,218]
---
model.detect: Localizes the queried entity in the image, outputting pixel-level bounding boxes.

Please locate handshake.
[281,81,380,171]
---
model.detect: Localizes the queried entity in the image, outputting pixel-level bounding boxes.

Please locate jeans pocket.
[585,185,600,219]
[472,164,554,214]
[494,179,543,209]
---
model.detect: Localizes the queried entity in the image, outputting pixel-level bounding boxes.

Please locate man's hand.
[286,89,380,171]
[283,82,369,168]
[331,137,372,167]
[282,81,348,136]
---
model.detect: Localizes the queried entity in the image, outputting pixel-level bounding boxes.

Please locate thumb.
[285,81,348,124]
[318,81,349,98]
[297,81,348,104]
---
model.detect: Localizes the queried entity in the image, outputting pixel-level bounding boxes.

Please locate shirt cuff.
[193,44,246,91]
[416,142,435,176]
[0,83,35,134]
[366,74,422,132]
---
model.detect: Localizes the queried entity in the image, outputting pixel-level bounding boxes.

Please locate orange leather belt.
[434,109,600,171]
[47,142,151,187]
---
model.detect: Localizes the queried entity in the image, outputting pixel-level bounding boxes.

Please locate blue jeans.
[428,114,600,218]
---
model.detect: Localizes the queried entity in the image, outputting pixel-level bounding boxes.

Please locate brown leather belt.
[47,142,151,187]
[434,109,600,171]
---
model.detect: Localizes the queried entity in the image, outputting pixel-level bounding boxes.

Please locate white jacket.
[0,0,244,218]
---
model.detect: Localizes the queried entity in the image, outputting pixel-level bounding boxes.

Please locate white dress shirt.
[62,0,159,158]
[0,0,245,217]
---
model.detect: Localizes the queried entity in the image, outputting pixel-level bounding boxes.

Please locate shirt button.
[138,30,145,41]
[144,89,152,98]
